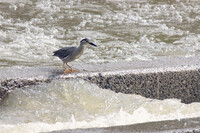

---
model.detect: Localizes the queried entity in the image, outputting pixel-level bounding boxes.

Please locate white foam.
[1,104,200,133]
[1,80,200,133]
[0,0,200,67]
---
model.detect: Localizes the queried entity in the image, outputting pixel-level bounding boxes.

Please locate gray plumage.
[53,38,97,73]
[53,46,78,62]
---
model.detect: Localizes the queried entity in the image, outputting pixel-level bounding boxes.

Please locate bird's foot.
[64,69,72,74]
[69,69,80,73]
[63,69,80,74]
[72,69,80,72]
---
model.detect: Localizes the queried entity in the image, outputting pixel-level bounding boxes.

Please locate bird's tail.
[53,50,58,56]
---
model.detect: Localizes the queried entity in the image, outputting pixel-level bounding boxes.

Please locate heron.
[53,38,97,74]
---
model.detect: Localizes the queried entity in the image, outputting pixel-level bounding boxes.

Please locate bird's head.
[80,38,97,47]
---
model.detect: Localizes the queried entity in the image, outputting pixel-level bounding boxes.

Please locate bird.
[53,38,97,74]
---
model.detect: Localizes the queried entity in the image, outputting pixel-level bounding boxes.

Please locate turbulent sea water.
[0,0,200,132]
[1,80,200,133]
[0,0,199,67]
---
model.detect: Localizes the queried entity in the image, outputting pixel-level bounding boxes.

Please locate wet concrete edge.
[50,117,200,133]
[1,57,200,103]
[0,57,200,132]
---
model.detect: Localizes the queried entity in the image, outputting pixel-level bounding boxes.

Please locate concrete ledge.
[1,57,200,133]
[50,117,200,133]
[1,57,200,103]
[85,68,200,104]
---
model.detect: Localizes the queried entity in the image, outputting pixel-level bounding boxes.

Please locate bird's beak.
[88,42,97,47]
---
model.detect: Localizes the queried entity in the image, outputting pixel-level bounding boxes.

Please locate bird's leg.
[65,63,72,70]
[63,63,67,69]
[66,63,80,73]
[64,69,71,74]
[63,63,71,74]
[66,63,74,72]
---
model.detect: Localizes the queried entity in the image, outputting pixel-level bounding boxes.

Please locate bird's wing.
[53,47,76,59]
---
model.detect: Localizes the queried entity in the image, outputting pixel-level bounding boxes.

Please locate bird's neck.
[77,44,84,52]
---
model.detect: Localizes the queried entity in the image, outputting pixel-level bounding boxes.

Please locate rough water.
[0,0,200,67]
[0,79,200,133]
[0,0,200,132]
